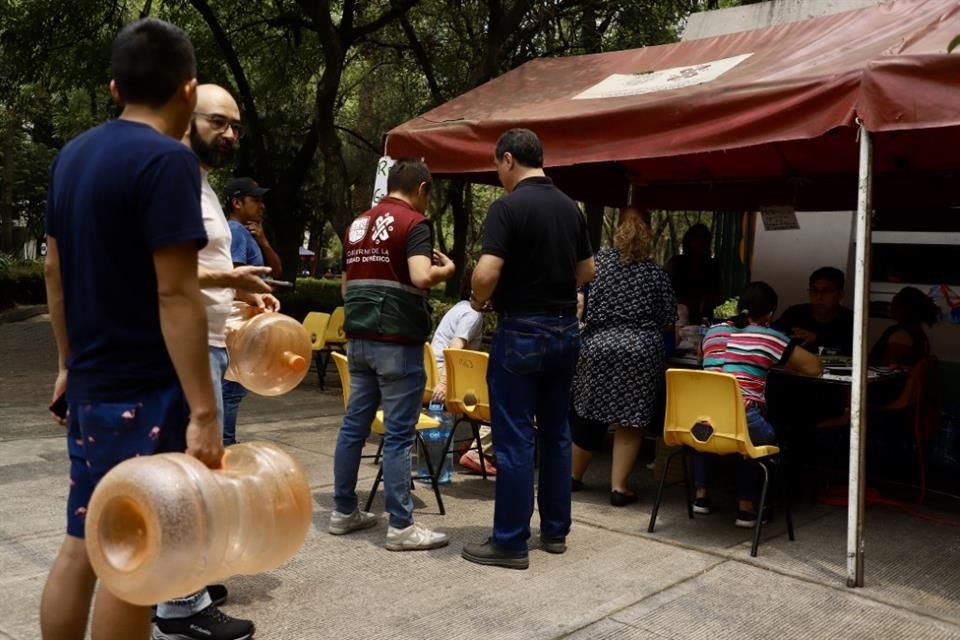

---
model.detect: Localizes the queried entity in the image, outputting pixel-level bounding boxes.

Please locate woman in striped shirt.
[694,282,822,527]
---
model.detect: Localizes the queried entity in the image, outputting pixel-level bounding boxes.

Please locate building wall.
[681,0,880,40]
[750,211,855,312]
[751,212,960,365]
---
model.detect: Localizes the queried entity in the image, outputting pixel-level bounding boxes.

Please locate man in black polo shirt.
[462,129,595,570]
[774,266,854,356]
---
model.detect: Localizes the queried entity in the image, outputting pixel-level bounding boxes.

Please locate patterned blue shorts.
[66,384,189,538]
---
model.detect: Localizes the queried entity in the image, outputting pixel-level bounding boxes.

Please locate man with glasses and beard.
[152,84,276,640]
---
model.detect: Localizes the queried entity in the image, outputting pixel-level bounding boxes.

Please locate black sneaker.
[693,498,712,515]
[207,584,228,608]
[151,586,227,616]
[735,510,770,529]
[571,478,584,492]
[609,490,638,507]
[152,605,254,640]
[462,538,529,570]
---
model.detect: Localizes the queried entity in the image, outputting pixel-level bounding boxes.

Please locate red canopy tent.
[385,0,960,588]
[385,0,960,210]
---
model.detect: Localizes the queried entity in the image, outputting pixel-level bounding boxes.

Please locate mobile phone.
[49,393,67,420]
[263,278,293,289]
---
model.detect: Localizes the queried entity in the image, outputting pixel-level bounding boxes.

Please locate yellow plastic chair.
[316,307,347,390]
[325,306,347,347]
[443,348,493,479]
[646,369,794,557]
[302,312,331,387]
[423,343,440,406]
[329,352,446,514]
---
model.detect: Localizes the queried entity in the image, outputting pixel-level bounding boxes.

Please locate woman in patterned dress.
[571,208,676,506]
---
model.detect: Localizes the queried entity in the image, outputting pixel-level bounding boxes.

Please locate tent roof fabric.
[385,0,960,208]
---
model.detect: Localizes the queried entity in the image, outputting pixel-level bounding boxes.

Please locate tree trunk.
[1,118,14,254]
[667,214,679,258]
[276,215,304,279]
[581,4,602,54]
[445,181,468,298]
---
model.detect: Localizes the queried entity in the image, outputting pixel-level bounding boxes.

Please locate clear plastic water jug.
[224,306,312,396]
[85,442,312,605]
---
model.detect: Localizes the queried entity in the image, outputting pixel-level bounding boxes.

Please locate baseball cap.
[224,177,269,202]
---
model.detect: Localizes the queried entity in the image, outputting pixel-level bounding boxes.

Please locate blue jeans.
[334,339,426,528]
[222,379,247,446]
[487,313,581,552]
[693,406,778,503]
[209,346,228,432]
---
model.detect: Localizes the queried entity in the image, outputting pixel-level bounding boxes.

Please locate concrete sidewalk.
[1,319,958,639]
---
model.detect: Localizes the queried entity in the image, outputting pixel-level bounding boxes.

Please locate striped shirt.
[702,321,794,407]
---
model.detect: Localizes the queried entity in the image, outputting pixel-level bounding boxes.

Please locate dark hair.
[892,286,941,327]
[681,223,712,255]
[459,267,475,301]
[387,158,432,196]
[732,281,779,329]
[809,266,845,291]
[111,18,197,107]
[495,129,544,168]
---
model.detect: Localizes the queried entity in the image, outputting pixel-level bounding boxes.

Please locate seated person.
[870,286,941,368]
[694,282,822,527]
[430,269,494,474]
[775,267,854,356]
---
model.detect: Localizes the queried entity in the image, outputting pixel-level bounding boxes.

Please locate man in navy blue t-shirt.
[41,19,223,640]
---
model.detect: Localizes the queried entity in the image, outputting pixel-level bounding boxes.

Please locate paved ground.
[1,318,959,640]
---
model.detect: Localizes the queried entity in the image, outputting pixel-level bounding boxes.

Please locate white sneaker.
[385,522,450,551]
[328,509,378,535]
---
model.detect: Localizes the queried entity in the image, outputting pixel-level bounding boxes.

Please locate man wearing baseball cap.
[224,177,282,278]
[221,177,281,446]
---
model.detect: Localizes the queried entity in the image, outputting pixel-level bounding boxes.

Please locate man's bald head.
[195,83,240,118]
[187,84,241,170]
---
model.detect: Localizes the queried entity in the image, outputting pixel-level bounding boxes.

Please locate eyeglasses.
[194,112,245,139]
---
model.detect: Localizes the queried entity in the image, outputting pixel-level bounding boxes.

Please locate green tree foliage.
[0,0,696,278]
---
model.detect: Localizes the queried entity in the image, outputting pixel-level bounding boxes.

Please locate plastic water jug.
[417,402,453,484]
[224,306,312,396]
[84,442,312,605]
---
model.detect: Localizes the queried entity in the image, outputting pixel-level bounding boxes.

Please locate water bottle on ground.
[417,402,453,484]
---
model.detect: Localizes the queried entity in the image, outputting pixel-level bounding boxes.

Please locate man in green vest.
[329,158,455,551]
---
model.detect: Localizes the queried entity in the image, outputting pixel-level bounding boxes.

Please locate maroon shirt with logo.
[342,196,433,343]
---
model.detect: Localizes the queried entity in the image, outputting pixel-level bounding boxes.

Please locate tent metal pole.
[847,123,873,588]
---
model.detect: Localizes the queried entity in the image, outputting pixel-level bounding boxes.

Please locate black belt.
[499,308,577,319]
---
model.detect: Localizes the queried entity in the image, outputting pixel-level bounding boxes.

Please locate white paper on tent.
[573,53,753,100]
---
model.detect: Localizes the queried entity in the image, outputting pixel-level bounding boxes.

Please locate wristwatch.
[469,292,486,310]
